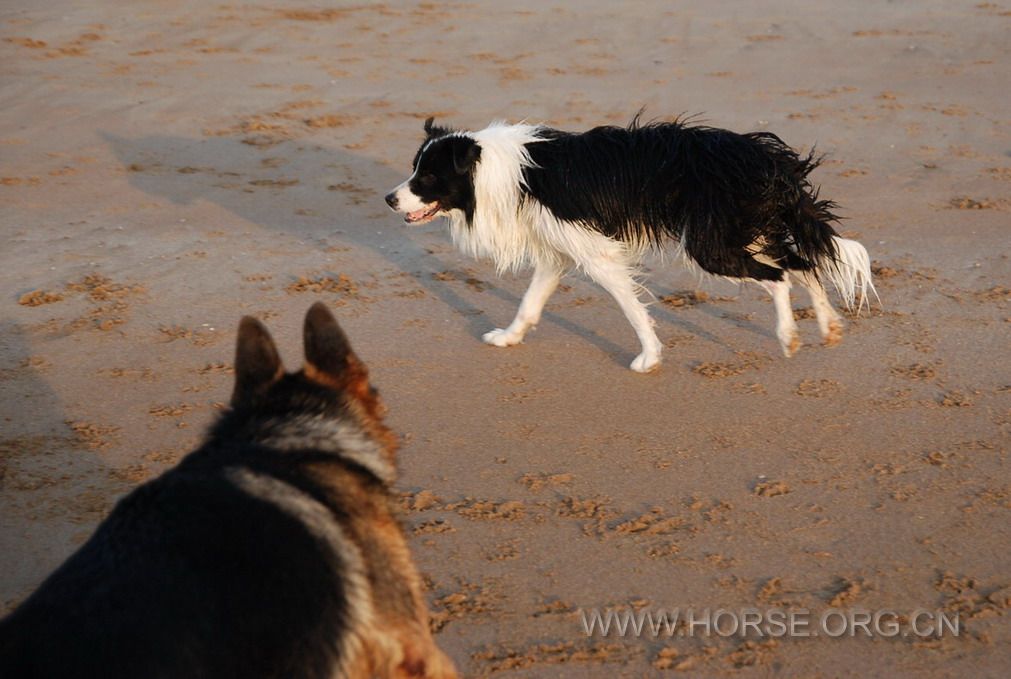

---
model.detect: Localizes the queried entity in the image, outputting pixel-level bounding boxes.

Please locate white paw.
[779,329,801,358]
[482,328,523,347]
[630,352,661,373]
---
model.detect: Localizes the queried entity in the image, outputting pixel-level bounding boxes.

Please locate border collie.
[386,117,875,372]
[0,303,457,679]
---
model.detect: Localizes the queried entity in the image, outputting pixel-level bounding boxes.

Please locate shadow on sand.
[0,322,125,611]
[101,131,757,365]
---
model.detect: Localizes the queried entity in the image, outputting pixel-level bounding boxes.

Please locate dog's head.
[384,118,481,226]
[227,302,397,461]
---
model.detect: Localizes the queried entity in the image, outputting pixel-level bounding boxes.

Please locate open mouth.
[404,203,440,225]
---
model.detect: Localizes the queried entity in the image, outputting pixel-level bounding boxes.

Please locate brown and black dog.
[0,302,456,679]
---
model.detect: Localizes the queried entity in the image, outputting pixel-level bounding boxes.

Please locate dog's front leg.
[582,257,662,373]
[483,261,562,347]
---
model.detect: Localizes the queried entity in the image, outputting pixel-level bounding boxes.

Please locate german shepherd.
[0,302,457,679]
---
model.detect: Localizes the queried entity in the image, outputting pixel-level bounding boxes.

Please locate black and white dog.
[386,117,874,372]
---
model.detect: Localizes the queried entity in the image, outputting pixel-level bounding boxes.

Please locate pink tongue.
[407,208,428,221]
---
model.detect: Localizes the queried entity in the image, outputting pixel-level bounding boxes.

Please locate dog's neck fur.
[448,122,547,274]
[218,411,395,485]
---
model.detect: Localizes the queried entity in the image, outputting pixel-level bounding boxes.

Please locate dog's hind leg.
[687,238,800,358]
[757,275,800,357]
[790,269,843,346]
[582,256,662,373]
[483,260,563,347]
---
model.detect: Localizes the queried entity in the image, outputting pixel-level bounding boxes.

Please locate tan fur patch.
[825,320,844,346]
[303,359,398,458]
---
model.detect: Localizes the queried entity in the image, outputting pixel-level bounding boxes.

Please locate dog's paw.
[780,330,801,358]
[482,328,522,347]
[823,320,843,347]
[630,352,661,373]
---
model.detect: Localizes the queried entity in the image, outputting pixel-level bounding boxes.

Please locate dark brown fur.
[0,302,456,679]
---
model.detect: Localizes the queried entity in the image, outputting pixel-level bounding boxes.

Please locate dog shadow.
[650,284,777,348]
[100,132,642,363]
[0,322,123,611]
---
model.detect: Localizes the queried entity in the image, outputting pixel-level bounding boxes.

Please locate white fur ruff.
[448,123,653,276]
[449,122,548,273]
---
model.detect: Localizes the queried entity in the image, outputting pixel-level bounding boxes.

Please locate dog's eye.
[418,173,437,187]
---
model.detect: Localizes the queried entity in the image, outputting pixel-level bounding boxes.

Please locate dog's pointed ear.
[231,316,283,407]
[453,138,481,175]
[303,303,388,420]
[423,117,451,139]
[303,301,361,383]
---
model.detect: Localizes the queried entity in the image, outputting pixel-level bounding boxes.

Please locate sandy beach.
[2,1,1009,675]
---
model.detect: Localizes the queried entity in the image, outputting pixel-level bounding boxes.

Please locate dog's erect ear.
[304,302,388,420]
[231,316,283,407]
[452,138,481,175]
[303,301,360,382]
[423,117,451,140]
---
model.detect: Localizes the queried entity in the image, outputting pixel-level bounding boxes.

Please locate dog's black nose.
[384,192,398,209]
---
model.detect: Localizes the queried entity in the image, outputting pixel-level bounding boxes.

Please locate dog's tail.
[793,225,876,313]
[818,235,876,312]
[788,176,876,312]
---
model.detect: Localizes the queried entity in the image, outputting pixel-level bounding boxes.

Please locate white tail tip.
[823,236,878,312]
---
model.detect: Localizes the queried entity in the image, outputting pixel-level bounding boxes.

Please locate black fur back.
[0,441,354,679]
[0,375,393,679]
[522,118,840,280]
[1,302,456,678]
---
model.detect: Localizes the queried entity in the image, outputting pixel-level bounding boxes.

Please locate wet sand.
[1,1,1009,676]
